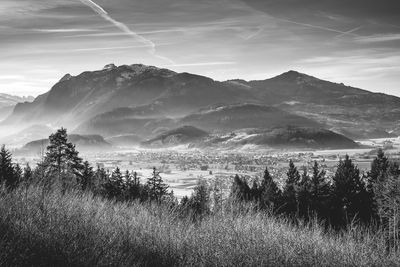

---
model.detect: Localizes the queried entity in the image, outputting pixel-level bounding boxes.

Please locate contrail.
[78,0,174,64]
[274,16,361,37]
[334,26,362,39]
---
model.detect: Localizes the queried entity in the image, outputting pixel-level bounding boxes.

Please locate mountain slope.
[179,103,321,132]
[0,93,33,109]
[142,126,209,147]
[19,134,111,155]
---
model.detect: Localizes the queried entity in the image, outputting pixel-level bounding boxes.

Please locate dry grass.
[0,186,398,266]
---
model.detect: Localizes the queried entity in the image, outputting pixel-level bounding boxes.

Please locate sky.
[0,0,399,97]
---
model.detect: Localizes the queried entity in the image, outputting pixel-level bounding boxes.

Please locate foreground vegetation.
[0,186,399,266]
[1,127,400,266]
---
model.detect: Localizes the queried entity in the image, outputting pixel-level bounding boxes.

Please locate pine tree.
[332,155,370,226]
[124,171,142,201]
[282,160,301,216]
[0,145,17,188]
[147,167,169,202]
[231,174,251,201]
[79,161,94,191]
[259,167,281,210]
[309,161,330,218]
[44,128,84,189]
[189,179,211,217]
[295,168,311,219]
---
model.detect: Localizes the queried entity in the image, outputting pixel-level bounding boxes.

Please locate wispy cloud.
[78,0,174,64]
[274,17,361,37]
[355,33,400,43]
[34,28,100,33]
[167,62,236,67]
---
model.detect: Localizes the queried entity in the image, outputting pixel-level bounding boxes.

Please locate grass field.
[0,185,398,266]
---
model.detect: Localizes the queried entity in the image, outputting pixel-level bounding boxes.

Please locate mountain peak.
[272,70,317,82]
[103,63,117,70]
[59,74,72,83]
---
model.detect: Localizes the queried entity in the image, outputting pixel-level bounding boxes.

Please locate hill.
[179,103,320,133]
[19,134,111,154]
[142,126,209,147]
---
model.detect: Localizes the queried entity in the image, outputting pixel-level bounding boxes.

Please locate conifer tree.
[0,145,18,188]
[282,160,301,215]
[189,179,211,216]
[147,167,169,202]
[309,161,330,217]
[44,128,84,189]
[79,161,94,191]
[124,171,143,200]
[295,168,311,219]
[332,155,370,226]
[259,167,281,209]
[231,174,251,201]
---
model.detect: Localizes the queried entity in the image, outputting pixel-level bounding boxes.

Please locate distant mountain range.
[0,93,34,121]
[2,63,399,149]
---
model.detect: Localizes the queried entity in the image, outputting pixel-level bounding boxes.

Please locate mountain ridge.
[2,63,399,146]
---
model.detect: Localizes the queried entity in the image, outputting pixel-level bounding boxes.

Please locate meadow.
[0,185,398,266]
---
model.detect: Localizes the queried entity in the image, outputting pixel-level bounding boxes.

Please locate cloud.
[166,62,236,67]
[78,0,174,64]
[272,17,360,37]
[355,33,400,43]
[34,28,100,33]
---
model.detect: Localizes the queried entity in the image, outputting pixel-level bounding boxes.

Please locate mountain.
[0,94,34,121]
[4,64,253,128]
[4,64,400,145]
[202,127,359,149]
[1,124,54,146]
[142,126,358,149]
[247,71,400,138]
[18,134,111,155]
[178,103,320,132]
[0,93,34,109]
[142,126,209,147]
[105,134,143,147]
[74,104,174,137]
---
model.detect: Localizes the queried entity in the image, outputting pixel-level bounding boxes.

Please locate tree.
[189,179,211,217]
[332,155,371,226]
[147,167,169,202]
[259,167,281,210]
[231,174,251,201]
[282,160,301,216]
[0,145,18,188]
[44,128,84,190]
[295,168,311,219]
[124,171,143,201]
[79,161,94,191]
[309,161,330,218]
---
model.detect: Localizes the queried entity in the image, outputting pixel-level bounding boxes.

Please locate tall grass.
[0,186,398,266]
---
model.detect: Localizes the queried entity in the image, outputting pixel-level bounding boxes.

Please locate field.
[0,186,398,266]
